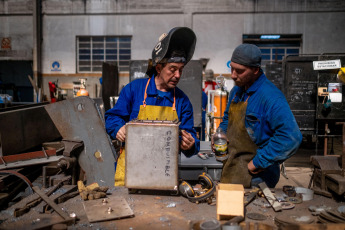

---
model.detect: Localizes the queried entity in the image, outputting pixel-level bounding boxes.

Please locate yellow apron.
[220,94,258,188]
[114,78,178,186]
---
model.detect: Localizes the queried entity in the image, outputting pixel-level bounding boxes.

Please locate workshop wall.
[0,16,33,60]
[0,0,344,101]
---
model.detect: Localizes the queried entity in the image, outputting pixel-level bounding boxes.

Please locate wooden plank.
[259,182,282,212]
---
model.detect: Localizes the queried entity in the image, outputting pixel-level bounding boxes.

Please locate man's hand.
[116,125,126,142]
[180,130,195,151]
[248,160,264,175]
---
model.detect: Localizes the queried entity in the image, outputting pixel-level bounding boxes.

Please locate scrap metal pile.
[0,97,117,229]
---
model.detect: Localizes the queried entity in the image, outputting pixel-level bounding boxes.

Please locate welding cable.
[0,170,34,194]
[186,184,216,203]
[182,173,216,203]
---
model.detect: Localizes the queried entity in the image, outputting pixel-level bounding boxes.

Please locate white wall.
[193,12,345,73]
[1,0,345,100]
[0,16,33,60]
[42,14,184,73]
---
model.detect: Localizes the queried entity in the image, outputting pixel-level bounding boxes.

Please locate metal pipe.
[0,170,34,194]
[336,122,345,176]
[324,123,328,156]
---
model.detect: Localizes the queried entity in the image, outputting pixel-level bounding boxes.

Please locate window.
[257,44,300,71]
[77,36,131,72]
[243,34,301,72]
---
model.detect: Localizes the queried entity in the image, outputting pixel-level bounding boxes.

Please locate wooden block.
[216,183,244,220]
[259,182,282,212]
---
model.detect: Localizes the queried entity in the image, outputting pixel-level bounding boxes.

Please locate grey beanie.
[231,44,261,67]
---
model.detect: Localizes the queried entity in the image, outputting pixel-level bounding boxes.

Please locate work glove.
[78,180,109,201]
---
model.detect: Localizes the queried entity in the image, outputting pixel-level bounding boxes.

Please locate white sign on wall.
[313,59,341,70]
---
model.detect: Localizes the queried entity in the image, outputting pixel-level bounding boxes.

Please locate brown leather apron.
[220,94,258,188]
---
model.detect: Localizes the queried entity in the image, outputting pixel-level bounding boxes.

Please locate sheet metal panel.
[178,60,203,128]
[0,105,61,155]
[283,55,319,134]
[125,120,179,190]
[44,96,116,187]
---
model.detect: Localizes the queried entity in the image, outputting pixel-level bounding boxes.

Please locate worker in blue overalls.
[105,27,200,186]
[213,44,302,188]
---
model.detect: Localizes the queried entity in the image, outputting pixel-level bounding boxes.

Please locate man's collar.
[245,73,266,94]
[147,76,174,102]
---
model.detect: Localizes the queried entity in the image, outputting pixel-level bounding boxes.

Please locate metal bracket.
[61,139,84,157]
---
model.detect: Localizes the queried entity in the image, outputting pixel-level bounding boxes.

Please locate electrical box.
[125,120,180,191]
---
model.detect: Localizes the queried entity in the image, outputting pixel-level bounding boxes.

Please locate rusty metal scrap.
[14,176,71,217]
[0,149,56,165]
[32,186,75,225]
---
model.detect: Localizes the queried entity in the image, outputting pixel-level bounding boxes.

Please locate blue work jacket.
[105,76,200,157]
[219,73,302,170]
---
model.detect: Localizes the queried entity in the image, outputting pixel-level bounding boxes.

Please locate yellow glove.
[78,181,108,200]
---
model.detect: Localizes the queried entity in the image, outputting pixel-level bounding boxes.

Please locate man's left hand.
[180,130,195,151]
[248,160,264,175]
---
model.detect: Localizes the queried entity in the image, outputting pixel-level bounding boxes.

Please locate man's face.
[156,62,185,91]
[230,62,259,88]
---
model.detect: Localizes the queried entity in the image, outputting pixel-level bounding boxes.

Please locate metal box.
[125,120,180,190]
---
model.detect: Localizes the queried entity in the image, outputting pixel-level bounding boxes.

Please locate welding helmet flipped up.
[151,27,196,67]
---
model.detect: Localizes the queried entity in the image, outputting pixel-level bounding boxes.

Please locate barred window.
[243,34,301,72]
[77,36,131,72]
[258,45,300,70]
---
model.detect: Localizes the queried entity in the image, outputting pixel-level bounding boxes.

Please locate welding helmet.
[151,27,196,66]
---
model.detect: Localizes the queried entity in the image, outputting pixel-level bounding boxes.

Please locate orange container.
[213,90,227,132]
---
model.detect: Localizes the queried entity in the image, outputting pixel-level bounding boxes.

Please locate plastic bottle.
[213,127,228,161]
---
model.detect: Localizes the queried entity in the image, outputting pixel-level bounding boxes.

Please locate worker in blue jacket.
[105,27,200,186]
[213,44,302,188]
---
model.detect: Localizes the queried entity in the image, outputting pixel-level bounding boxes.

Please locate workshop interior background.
[1,0,345,229]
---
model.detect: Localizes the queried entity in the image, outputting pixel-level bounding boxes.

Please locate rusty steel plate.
[45,97,116,187]
[83,196,134,223]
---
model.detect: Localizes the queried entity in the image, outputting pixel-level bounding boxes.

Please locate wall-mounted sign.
[313,59,341,70]
[51,61,62,72]
[1,37,11,50]
[226,60,231,72]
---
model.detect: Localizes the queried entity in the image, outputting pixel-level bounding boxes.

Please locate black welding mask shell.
[151,27,196,67]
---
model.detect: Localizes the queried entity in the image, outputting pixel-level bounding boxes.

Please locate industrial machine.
[308,55,345,198]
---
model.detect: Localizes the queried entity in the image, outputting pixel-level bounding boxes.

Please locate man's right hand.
[116,125,126,142]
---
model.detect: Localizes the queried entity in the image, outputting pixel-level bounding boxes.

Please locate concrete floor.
[276,167,312,189]
[1,136,344,229]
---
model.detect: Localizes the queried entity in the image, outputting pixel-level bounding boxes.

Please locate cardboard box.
[216,183,244,220]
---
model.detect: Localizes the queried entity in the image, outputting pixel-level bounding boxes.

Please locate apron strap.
[142,77,176,111]
[172,89,176,111]
[232,93,250,103]
[142,78,151,107]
